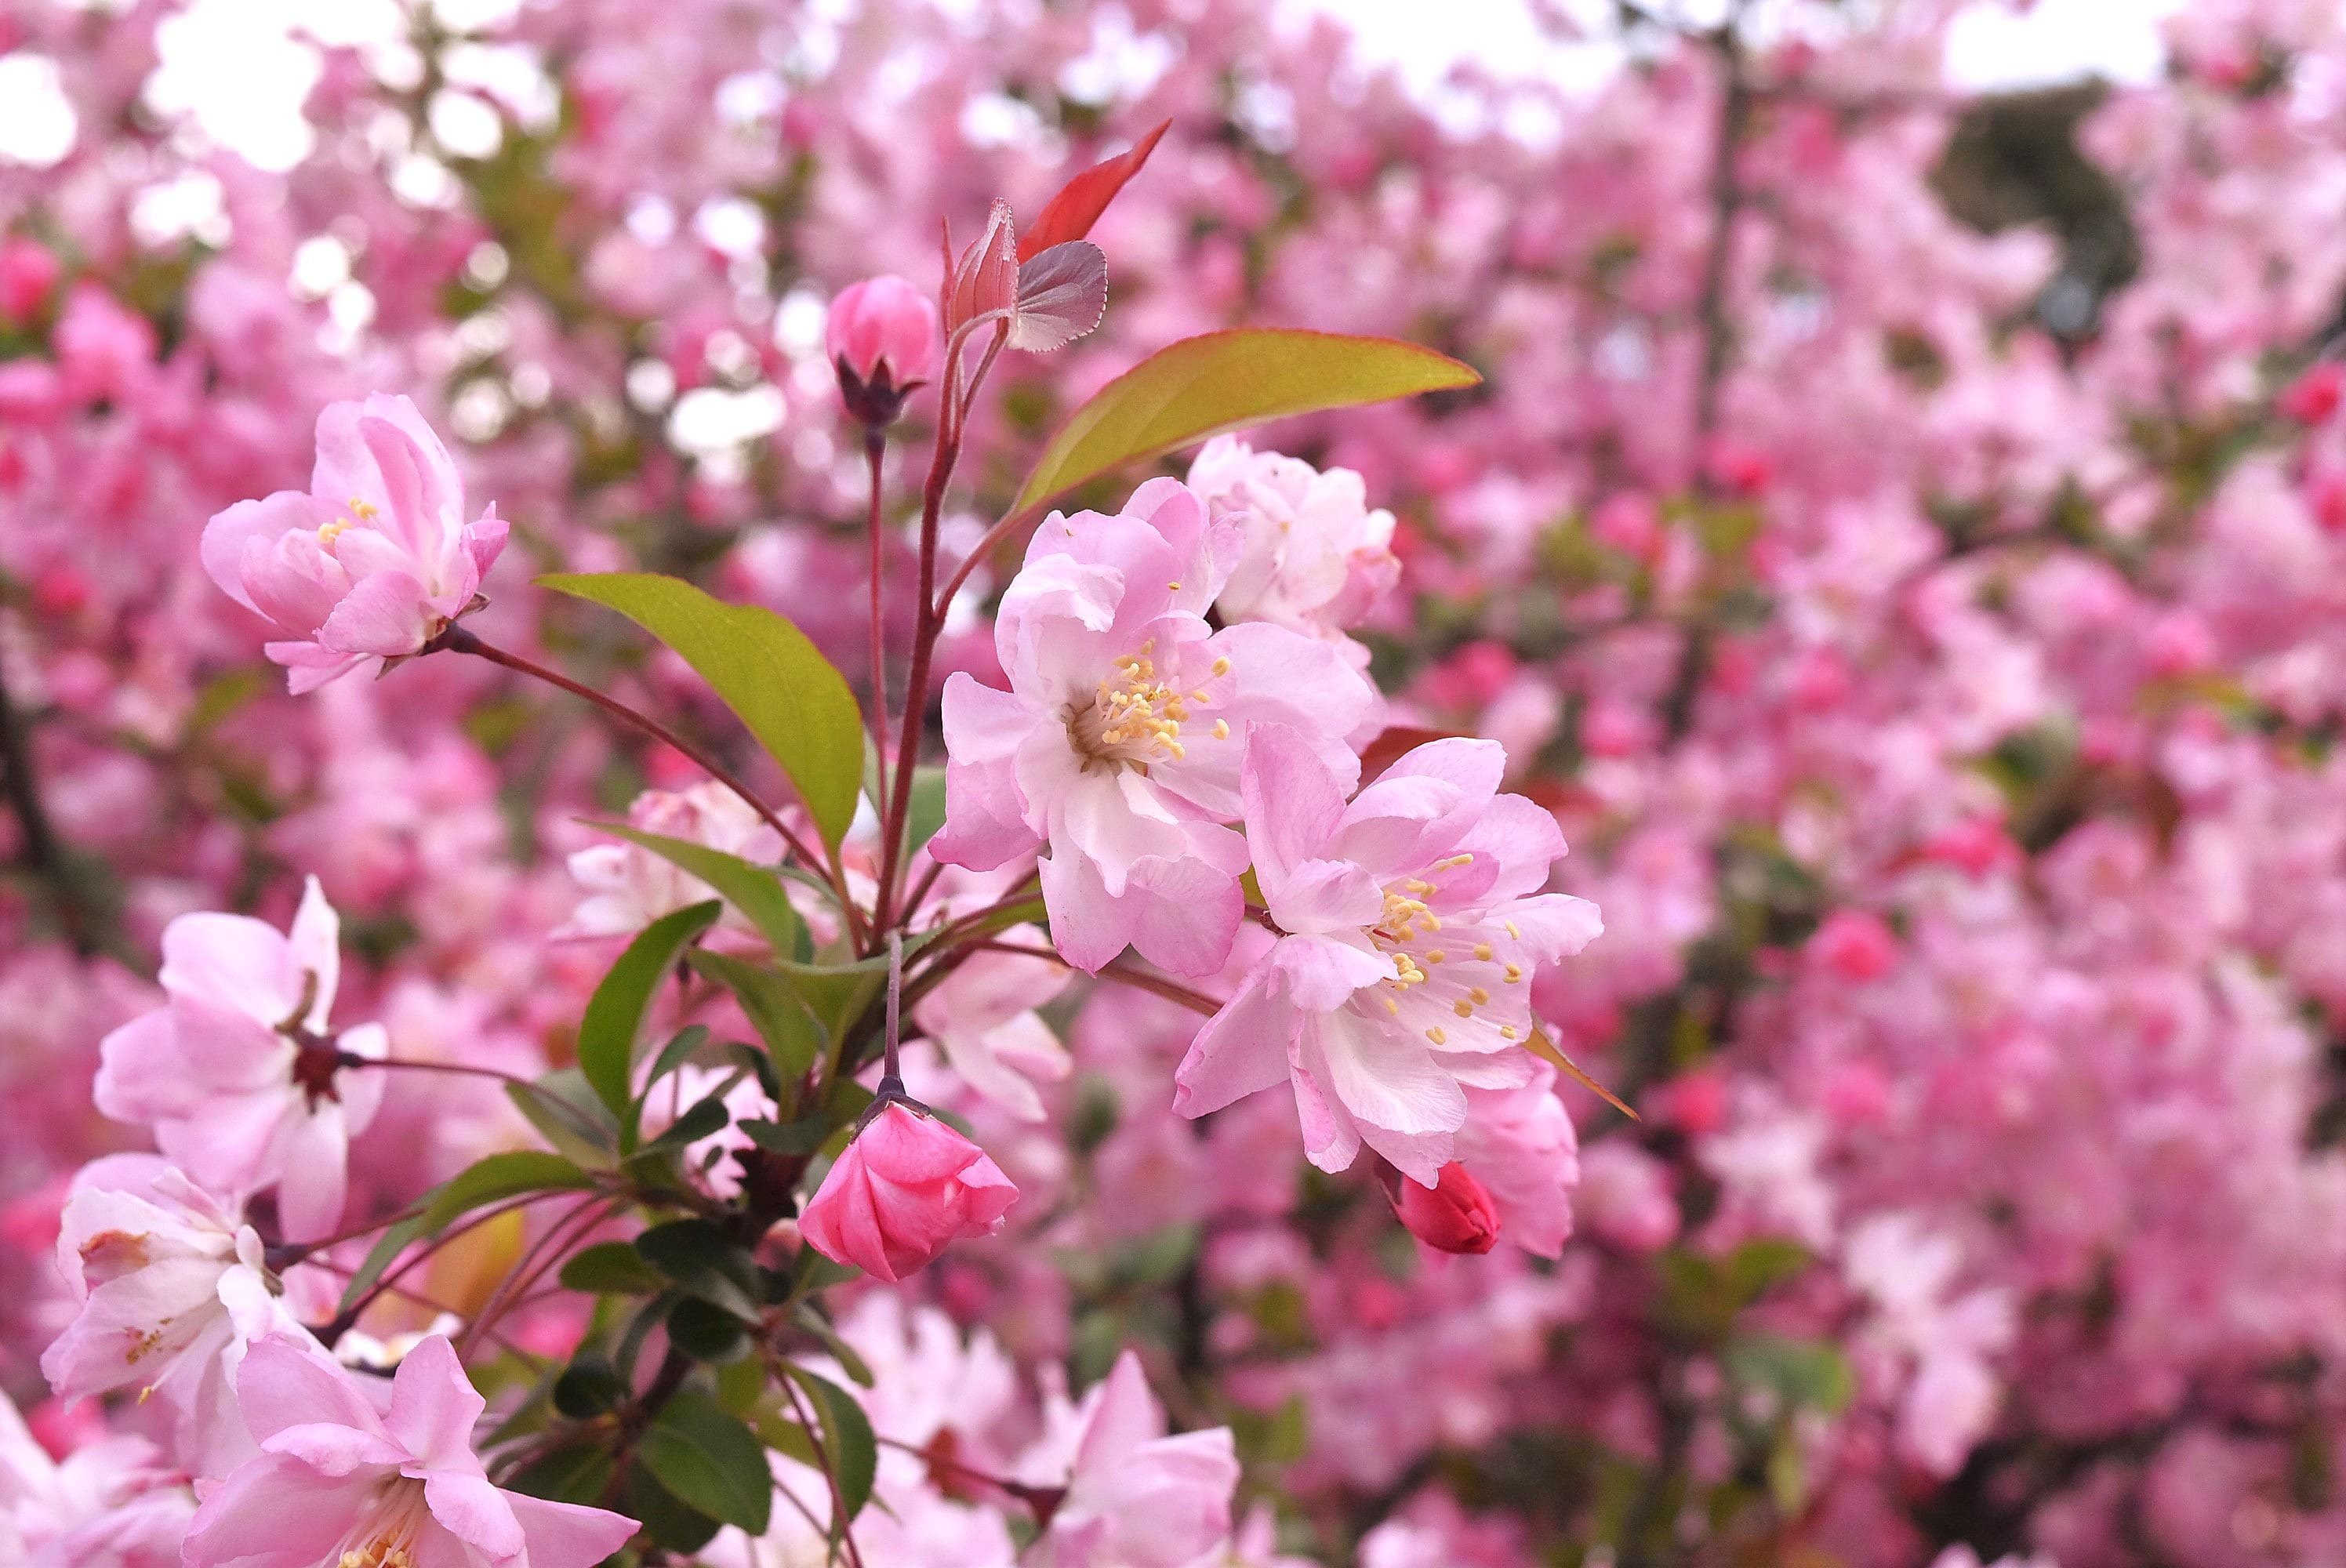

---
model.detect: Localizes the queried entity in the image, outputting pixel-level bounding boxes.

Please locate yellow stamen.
[1426,1027,1447,1045]
[1453,1000,1473,1018]
[1474,944,1494,961]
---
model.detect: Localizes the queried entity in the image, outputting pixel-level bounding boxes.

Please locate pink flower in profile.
[826,275,939,425]
[931,479,1375,975]
[201,394,507,693]
[798,1102,1019,1283]
[1174,727,1601,1185]
[1453,1059,1581,1258]
[1021,1351,1238,1568]
[93,877,386,1243]
[186,1334,636,1568]
[1186,436,1399,649]
[40,1156,309,1479]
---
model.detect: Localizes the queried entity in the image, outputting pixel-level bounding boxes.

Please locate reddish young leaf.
[1015,119,1171,263]
[1357,725,1462,782]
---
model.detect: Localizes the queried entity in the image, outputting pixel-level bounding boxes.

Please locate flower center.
[1363,855,1524,1046]
[337,1478,429,1568]
[318,496,378,549]
[1066,644,1226,772]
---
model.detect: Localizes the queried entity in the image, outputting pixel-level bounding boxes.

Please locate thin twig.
[0,638,97,955]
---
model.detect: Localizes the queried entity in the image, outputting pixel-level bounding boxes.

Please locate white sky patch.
[1943,0,2185,90]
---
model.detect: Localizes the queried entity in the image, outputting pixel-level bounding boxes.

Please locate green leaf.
[667,1296,754,1363]
[1013,328,1480,514]
[507,1442,617,1506]
[558,1240,666,1295]
[783,1366,877,1526]
[592,823,807,955]
[634,1218,761,1321]
[739,1115,835,1156]
[337,1211,427,1315]
[621,1461,719,1553]
[687,949,822,1083]
[418,1149,596,1233]
[539,572,864,849]
[504,1069,616,1169]
[792,1305,877,1388]
[578,899,721,1135]
[632,1094,732,1162]
[639,1024,714,1096]
[552,1355,627,1418]
[637,1389,774,1534]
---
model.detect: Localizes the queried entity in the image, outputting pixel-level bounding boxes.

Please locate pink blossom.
[200,394,507,693]
[39,1157,309,1478]
[0,1387,193,1568]
[1174,728,1600,1183]
[1452,1060,1581,1258]
[1022,1351,1239,1568]
[185,1334,635,1568]
[93,877,387,1242]
[0,238,60,325]
[798,1102,1019,1283]
[1186,436,1400,648]
[910,936,1074,1121]
[932,478,1374,975]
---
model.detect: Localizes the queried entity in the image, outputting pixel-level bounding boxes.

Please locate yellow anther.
[1499,1025,1518,1040]
[1406,879,1435,894]
[1168,581,1182,591]
[1212,720,1229,739]
[1425,949,1444,964]
[1211,657,1231,677]
[318,518,350,546]
[1426,1027,1447,1045]
[347,496,378,520]
[1474,944,1494,961]
[1505,920,1520,939]
[1469,986,1489,1005]
[1382,996,1398,1014]
[1453,1000,1473,1018]
[1439,853,1474,869]
[1504,964,1523,984]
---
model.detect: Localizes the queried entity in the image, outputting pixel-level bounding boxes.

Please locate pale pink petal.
[423,1472,526,1559]
[1008,241,1108,352]
[184,1451,380,1568]
[202,492,316,617]
[268,1109,350,1243]
[314,569,434,658]
[285,875,341,1028]
[384,1337,485,1469]
[1238,722,1350,898]
[1172,967,1295,1117]
[503,1492,642,1568]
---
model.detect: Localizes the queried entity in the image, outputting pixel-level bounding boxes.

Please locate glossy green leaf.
[558,1240,666,1295]
[687,949,822,1083]
[539,572,864,848]
[338,1150,595,1314]
[507,1442,616,1506]
[578,899,721,1134]
[504,1069,616,1168]
[1013,328,1480,514]
[783,1366,877,1526]
[592,824,806,954]
[621,1461,719,1553]
[637,1389,773,1534]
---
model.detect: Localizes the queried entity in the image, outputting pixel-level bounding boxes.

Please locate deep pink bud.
[798,1101,1018,1282]
[2279,361,2345,426]
[1385,1163,1502,1255]
[0,238,60,325]
[1809,909,1898,982]
[826,275,939,426]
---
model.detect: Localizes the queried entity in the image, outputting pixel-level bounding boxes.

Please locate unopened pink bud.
[798,1100,1018,1282]
[1385,1162,1501,1255]
[826,275,939,426]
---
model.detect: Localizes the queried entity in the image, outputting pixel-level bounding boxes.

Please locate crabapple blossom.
[0,1388,193,1568]
[39,1157,310,1478]
[184,1334,636,1568]
[557,781,786,941]
[1186,435,1400,652]
[1174,726,1601,1185]
[200,394,506,693]
[93,876,386,1243]
[931,477,1375,975]
[798,1101,1019,1282]
[909,936,1074,1121]
[1020,1351,1240,1568]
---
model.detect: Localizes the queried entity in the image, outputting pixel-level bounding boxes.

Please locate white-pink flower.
[185,1334,636,1568]
[1173,727,1601,1185]
[1453,1059,1582,1258]
[202,394,506,693]
[1186,436,1398,646]
[93,877,386,1242]
[910,935,1074,1121]
[0,1386,194,1568]
[39,1156,311,1479]
[931,478,1375,976]
[1021,1351,1239,1568]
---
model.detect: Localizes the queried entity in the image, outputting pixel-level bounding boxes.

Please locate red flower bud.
[826,275,939,426]
[1384,1162,1501,1255]
[2280,361,2345,426]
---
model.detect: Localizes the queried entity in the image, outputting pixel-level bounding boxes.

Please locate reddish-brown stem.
[864,426,892,833]
[873,320,1008,943]
[456,1195,615,1358]
[964,938,1222,1014]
